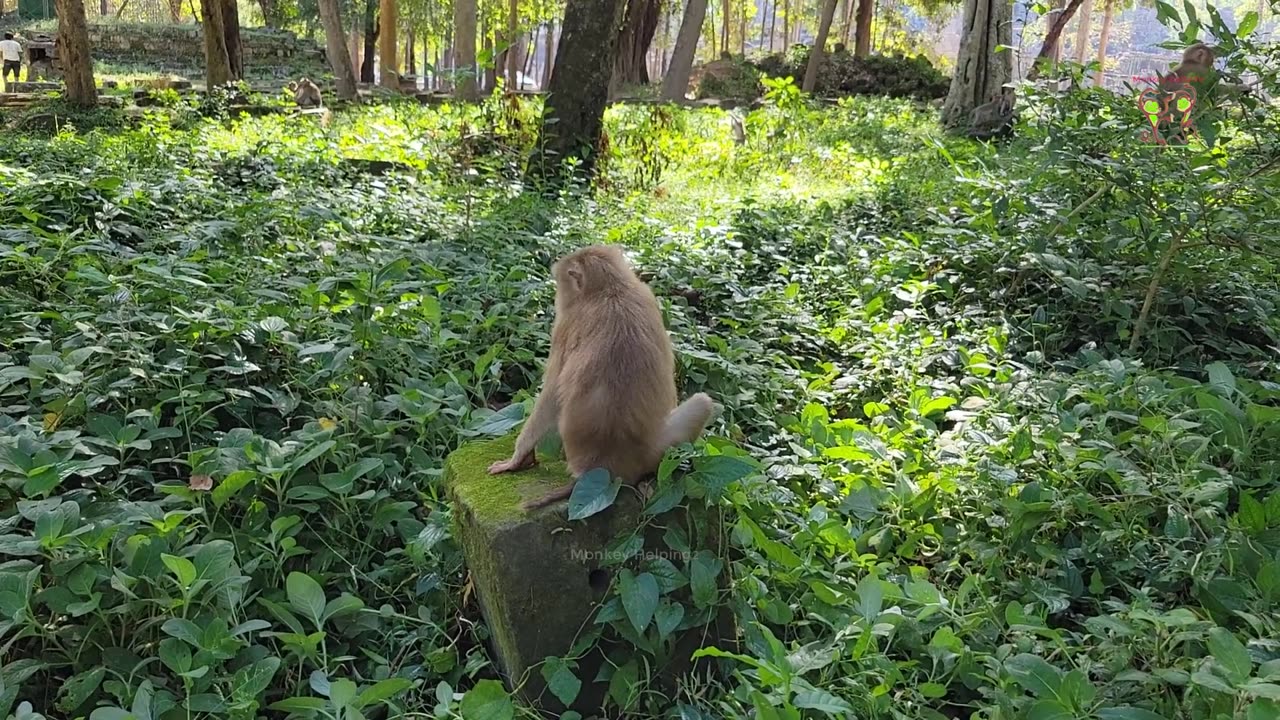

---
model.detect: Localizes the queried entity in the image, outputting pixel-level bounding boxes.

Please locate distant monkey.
[489,245,716,511]
[729,111,746,145]
[289,77,323,108]
[967,91,1015,140]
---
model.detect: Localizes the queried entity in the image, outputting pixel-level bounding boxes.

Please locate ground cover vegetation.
[1,20,1279,720]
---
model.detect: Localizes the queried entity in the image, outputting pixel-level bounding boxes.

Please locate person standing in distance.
[0,33,22,90]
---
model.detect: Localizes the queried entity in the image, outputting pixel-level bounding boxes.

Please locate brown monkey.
[489,245,716,511]
[289,78,323,108]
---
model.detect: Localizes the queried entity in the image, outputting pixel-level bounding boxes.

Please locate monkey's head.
[1181,43,1215,69]
[552,245,634,306]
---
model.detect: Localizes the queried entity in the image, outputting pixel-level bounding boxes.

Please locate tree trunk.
[782,0,789,49]
[1073,0,1092,62]
[1093,0,1112,86]
[612,0,661,92]
[762,0,773,51]
[406,30,415,76]
[802,0,838,91]
[941,0,1012,127]
[349,26,360,74]
[319,0,357,100]
[255,0,278,27]
[854,0,873,55]
[200,0,232,87]
[55,0,97,105]
[1026,0,1085,80]
[541,20,555,88]
[708,3,717,55]
[506,0,519,86]
[378,0,396,87]
[722,0,730,53]
[222,0,242,79]
[482,32,496,90]
[661,0,709,100]
[739,0,747,54]
[529,0,628,183]
[361,0,377,83]
[454,0,478,99]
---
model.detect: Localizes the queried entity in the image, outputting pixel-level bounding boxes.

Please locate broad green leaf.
[566,468,619,521]
[1006,654,1064,699]
[1238,10,1259,36]
[211,470,255,508]
[792,688,853,714]
[1097,708,1170,720]
[654,601,685,639]
[56,667,105,713]
[1028,700,1073,720]
[689,551,723,608]
[287,572,328,629]
[161,554,197,588]
[619,570,659,633]
[459,679,514,720]
[1207,362,1236,395]
[231,657,280,702]
[355,678,412,708]
[540,658,582,707]
[328,679,358,708]
[1207,627,1252,685]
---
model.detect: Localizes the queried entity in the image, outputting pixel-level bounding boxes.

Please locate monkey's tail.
[521,483,576,511]
[658,393,716,450]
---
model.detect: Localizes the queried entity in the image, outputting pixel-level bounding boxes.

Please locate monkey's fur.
[1162,43,1250,97]
[288,78,323,108]
[967,92,1016,140]
[489,245,716,511]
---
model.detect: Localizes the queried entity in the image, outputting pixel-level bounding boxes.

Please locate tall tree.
[361,0,377,83]
[1073,0,1093,62]
[256,0,280,28]
[853,0,873,55]
[782,0,790,48]
[223,0,242,79]
[318,0,358,100]
[378,0,397,87]
[1026,0,1086,80]
[200,0,232,86]
[661,0,709,100]
[768,0,777,51]
[454,0,478,99]
[506,0,520,86]
[55,0,96,105]
[1092,0,1114,86]
[613,0,662,91]
[941,0,1012,127]
[529,0,628,182]
[541,20,556,88]
[802,0,838,91]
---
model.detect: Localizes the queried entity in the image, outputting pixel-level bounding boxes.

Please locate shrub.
[752,46,950,100]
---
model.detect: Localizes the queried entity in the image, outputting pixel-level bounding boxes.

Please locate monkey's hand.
[489,454,537,475]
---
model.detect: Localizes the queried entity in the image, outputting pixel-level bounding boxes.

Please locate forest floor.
[0,92,1278,719]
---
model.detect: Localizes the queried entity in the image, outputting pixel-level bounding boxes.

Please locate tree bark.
[769,0,777,51]
[782,0,790,49]
[661,0,709,100]
[200,0,232,87]
[506,0,519,86]
[222,0,242,79]
[318,0,357,99]
[1093,0,1112,86]
[739,0,747,54]
[612,0,661,91]
[529,0,628,183]
[406,30,415,76]
[1026,0,1085,80]
[255,0,278,27]
[482,31,496,91]
[361,0,377,83]
[803,0,839,91]
[854,0,873,55]
[941,0,1012,127]
[454,0,478,99]
[55,0,97,105]
[378,0,396,87]
[541,20,555,88]
[722,0,730,53]
[1073,0,1092,62]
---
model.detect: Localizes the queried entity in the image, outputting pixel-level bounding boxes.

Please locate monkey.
[488,245,716,511]
[288,77,323,109]
[728,111,746,146]
[967,91,1016,140]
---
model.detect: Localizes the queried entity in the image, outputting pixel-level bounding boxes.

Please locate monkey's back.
[555,281,677,482]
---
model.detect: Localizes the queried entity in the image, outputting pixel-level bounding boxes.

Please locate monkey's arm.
[488,367,560,474]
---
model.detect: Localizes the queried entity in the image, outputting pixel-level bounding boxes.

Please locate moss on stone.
[443,434,572,525]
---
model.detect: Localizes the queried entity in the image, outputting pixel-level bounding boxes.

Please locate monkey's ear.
[565,263,584,292]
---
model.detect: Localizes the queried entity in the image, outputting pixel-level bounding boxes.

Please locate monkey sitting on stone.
[287,78,323,109]
[967,91,1016,140]
[488,245,716,511]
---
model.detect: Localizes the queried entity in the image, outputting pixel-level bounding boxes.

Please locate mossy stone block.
[445,435,648,713]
